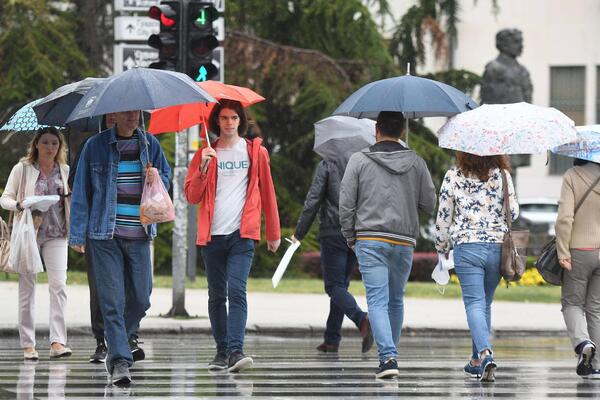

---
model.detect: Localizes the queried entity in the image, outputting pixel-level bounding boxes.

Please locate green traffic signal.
[191,4,217,29]
[196,66,208,82]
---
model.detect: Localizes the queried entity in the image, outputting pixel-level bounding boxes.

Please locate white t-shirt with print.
[211,138,250,235]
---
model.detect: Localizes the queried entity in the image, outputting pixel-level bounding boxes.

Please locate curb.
[0,324,567,338]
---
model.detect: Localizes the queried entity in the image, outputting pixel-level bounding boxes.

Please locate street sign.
[114,0,160,12]
[113,43,159,74]
[214,17,224,42]
[213,47,224,82]
[115,16,159,42]
[212,0,225,12]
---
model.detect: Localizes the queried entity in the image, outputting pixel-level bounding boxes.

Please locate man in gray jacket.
[339,111,436,379]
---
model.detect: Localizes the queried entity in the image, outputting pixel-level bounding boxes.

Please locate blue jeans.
[320,235,366,345]
[355,240,413,362]
[88,238,152,372]
[201,230,255,354]
[454,243,502,359]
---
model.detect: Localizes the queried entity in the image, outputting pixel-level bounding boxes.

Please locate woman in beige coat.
[0,127,71,360]
[556,158,600,379]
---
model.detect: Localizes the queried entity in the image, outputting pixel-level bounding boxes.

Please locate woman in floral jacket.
[434,152,518,382]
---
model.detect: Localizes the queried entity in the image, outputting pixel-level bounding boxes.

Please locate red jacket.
[184,137,280,246]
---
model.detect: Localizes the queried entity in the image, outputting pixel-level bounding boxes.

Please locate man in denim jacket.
[69,110,171,385]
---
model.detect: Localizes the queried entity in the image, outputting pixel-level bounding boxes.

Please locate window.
[549,66,585,175]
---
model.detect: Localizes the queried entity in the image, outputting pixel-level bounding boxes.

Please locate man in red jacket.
[184,100,280,373]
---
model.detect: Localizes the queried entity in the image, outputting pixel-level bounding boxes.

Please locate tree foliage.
[0,0,92,114]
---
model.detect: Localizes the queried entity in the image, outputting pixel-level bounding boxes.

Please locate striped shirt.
[114,133,146,239]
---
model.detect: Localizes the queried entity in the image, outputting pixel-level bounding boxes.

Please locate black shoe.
[111,361,131,386]
[375,358,399,379]
[208,352,228,371]
[129,336,145,362]
[228,351,253,373]
[89,338,107,364]
[576,340,596,377]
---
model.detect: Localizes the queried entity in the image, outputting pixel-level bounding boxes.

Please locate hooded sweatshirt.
[555,163,600,260]
[339,141,436,247]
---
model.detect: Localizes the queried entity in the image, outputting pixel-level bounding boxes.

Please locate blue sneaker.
[479,355,497,382]
[464,361,481,378]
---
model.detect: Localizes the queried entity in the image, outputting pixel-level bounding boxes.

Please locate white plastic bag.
[432,251,455,293]
[139,168,175,226]
[9,209,43,274]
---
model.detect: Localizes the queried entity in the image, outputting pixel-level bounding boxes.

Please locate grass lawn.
[0,270,561,303]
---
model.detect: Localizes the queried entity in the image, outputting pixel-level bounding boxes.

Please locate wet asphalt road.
[0,334,598,399]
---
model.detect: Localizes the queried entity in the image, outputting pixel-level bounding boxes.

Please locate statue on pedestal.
[481,28,533,171]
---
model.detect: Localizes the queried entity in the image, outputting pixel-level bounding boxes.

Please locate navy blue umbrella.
[33,77,105,132]
[333,75,478,119]
[66,68,216,123]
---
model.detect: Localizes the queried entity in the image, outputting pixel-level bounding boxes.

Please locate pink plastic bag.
[139,167,175,226]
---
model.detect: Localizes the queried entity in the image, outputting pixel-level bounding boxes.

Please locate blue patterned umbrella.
[0,99,59,132]
[551,125,600,162]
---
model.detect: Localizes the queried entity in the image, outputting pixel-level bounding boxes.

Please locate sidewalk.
[0,281,566,337]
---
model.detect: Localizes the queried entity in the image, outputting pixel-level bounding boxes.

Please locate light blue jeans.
[355,240,413,362]
[454,242,502,359]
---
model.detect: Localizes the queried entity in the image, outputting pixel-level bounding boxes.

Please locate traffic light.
[148,1,182,70]
[186,1,219,81]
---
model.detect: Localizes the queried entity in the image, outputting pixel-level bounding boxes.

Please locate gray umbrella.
[314,116,376,161]
[34,78,105,128]
[333,75,477,119]
[66,68,216,123]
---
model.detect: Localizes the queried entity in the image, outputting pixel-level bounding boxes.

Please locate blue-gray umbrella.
[0,99,59,132]
[66,68,216,123]
[333,75,478,119]
[34,77,105,131]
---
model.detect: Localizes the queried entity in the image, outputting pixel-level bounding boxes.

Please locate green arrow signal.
[196,10,206,26]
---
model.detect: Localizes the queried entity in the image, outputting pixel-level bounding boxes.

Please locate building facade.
[383,0,600,199]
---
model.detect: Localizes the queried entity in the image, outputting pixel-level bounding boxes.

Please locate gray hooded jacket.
[339,141,436,247]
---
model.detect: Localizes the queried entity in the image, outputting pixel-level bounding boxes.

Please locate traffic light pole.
[167,0,190,317]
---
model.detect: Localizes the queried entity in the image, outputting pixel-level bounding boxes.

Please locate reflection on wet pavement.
[0,334,599,398]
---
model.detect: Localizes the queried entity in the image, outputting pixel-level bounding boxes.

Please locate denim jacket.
[69,127,171,245]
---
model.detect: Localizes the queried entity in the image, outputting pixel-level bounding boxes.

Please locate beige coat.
[0,161,70,233]
[555,163,600,260]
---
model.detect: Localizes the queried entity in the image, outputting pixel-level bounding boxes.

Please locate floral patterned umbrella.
[551,125,600,162]
[437,102,577,156]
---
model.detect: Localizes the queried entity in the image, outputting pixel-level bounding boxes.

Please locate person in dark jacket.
[293,155,373,354]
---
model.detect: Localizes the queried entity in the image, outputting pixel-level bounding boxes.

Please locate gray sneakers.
[208,352,228,371]
[228,352,253,373]
[111,361,131,386]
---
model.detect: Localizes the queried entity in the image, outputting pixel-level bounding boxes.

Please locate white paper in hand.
[272,239,301,288]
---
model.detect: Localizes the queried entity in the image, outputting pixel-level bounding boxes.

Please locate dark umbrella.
[333,75,478,119]
[66,68,216,123]
[333,74,477,146]
[33,78,105,129]
[0,99,59,132]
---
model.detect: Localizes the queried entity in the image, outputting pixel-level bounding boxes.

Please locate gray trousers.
[561,249,600,368]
